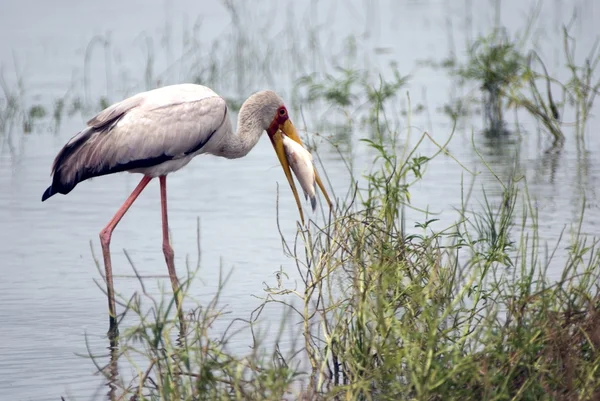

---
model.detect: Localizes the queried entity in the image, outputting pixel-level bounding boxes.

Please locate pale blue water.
[0,0,599,399]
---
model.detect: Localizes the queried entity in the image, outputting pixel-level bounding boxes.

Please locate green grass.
[441,17,599,144]
[82,81,600,399]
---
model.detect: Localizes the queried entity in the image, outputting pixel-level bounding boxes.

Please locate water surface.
[0,0,599,399]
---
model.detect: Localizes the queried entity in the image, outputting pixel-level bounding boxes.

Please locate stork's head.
[241,90,332,223]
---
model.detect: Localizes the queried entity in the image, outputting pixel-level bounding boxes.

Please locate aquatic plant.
[446,19,599,146]
[562,25,600,138]
[83,83,600,401]
[457,28,525,134]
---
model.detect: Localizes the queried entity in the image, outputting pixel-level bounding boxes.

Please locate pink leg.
[159,176,185,330]
[100,175,153,333]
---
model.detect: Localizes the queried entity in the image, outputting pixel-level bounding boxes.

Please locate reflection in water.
[82,334,121,401]
[574,135,596,209]
[92,311,198,400]
[473,128,521,201]
[93,304,188,399]
[106,335,119,401]
[536,143,562,185]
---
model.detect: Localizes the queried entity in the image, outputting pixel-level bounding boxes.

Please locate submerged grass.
[84,81,600,400]
[444,18,600,144]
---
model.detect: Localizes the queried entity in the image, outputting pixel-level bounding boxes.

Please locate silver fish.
[282,134,317,211]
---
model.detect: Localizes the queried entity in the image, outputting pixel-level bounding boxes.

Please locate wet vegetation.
[429,21,600,146]
[86,44,600,399]
[89,91,600,399]
[1,0,599,400]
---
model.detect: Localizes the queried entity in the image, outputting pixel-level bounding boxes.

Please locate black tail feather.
[41,185,56,202]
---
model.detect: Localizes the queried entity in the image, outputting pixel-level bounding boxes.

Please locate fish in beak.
[267,108,332,224]
[282,133,317,211]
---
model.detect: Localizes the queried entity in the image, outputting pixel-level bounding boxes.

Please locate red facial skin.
[267,106,289,138]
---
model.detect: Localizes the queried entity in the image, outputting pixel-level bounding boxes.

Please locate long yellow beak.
[268,119,333,224]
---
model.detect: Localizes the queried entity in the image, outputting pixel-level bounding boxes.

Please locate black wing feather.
[41,100,227,201]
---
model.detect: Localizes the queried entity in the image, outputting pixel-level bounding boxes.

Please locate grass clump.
[457,28,525,134]
[265,130,600,400]
[91,269,299,401]
[84,84,600,400]
[444,19,600,145]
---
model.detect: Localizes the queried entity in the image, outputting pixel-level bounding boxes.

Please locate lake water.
[0,0,599,399]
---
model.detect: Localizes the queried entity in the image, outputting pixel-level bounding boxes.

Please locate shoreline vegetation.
[1,1,599,399]
[88,121,600,400]
[86,31,599,397]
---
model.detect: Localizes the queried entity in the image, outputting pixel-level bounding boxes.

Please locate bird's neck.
[220,105,265,159]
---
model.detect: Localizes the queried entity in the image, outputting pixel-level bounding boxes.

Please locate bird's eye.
[279,108,286,116]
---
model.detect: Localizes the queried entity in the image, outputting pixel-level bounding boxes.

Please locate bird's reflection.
[98,323,187,400]
[106,333,119,401]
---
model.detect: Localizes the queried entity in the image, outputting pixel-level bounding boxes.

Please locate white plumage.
[42,84,279,199]
[41,83,333,332]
